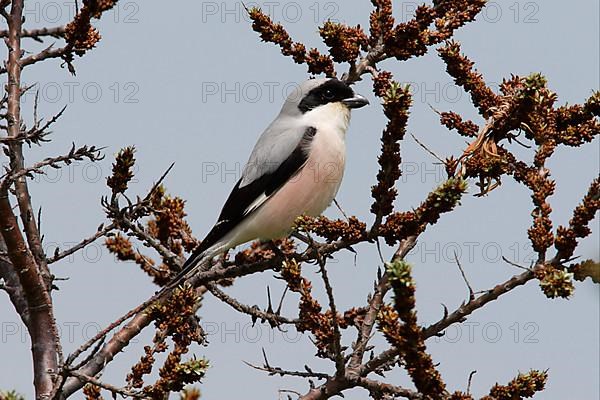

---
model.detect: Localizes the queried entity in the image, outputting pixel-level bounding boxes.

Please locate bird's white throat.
[301,102,351,139]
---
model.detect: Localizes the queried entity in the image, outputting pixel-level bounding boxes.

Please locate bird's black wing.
[176,126,317,277]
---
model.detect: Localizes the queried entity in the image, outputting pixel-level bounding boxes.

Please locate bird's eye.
[322,89,334,100]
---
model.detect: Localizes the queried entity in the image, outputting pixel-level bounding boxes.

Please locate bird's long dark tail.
[155,219,234,300]
[163,248,211,291]
[162,228,229,293]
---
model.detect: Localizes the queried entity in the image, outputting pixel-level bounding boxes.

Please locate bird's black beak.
[341,94,369,109]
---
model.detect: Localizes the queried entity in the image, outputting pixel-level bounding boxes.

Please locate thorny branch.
[1,1,61,398]
[0,26,66,40]
[206,283,298,327]
[47,223,116,264]
[1,143,104,190]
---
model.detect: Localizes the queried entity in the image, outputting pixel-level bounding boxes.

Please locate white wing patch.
[243,192,269,216]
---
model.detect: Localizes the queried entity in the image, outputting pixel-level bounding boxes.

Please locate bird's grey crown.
[279,78,329,116]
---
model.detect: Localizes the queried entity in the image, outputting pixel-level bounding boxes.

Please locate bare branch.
[0,26,66,41]
[353,377,422,400]
[119,216,185,268]
[453,251,475,301]
[47,223,116,264]
[1,144,104,190]
[67,370,145,398]
[410,133,445,164]
[466,370,477,395]
[423,266,541,338]
[244,350,329,380]
[206,283,297,326]
[317,257,344,377]
[0,44,71,74]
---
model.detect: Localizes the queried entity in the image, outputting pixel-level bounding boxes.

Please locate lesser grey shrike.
[170,77,369,287]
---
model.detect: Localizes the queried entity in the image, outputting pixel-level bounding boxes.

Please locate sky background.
[1,1,599,399]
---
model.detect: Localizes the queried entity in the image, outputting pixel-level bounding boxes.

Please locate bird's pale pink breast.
[237,129,346,241]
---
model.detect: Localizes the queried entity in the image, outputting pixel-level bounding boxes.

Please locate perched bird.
[171,77,369,286]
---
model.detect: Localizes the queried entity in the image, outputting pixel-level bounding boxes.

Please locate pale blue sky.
[1,1,599,399]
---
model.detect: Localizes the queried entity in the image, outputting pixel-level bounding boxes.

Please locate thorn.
[375,238,384,264]
[250,305,259,327]
[261,347,270,368]
[501,255,530,271]
[333,198,349,220]
[275,285,288,315]
[266,286,274,314]
[411,132,445,163]
[467,370,477,394]
[427,103,442,115]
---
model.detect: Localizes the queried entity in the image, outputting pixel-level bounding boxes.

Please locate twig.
[317,256,344,377]
[275,285,289,315]
[453,251,475,301]
[67,370,145,398]
[24,104,67,142]
[244,349,329,380]
[466,370,477,395]
[0,26,66,40]
[333,199,349,220]
[0,128,51,145]
[120,216,185,268]
[342,43,386,85]
[1,143,104,189]
[0,44,71,74]
[206,283,297,327]
[410,133,445,164]
[501,255,531,271]
[48,223,116,264]
[423,265,541,338]
[353,377,422,400]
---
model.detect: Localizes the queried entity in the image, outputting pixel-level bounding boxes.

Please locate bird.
[169,77,369,287]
